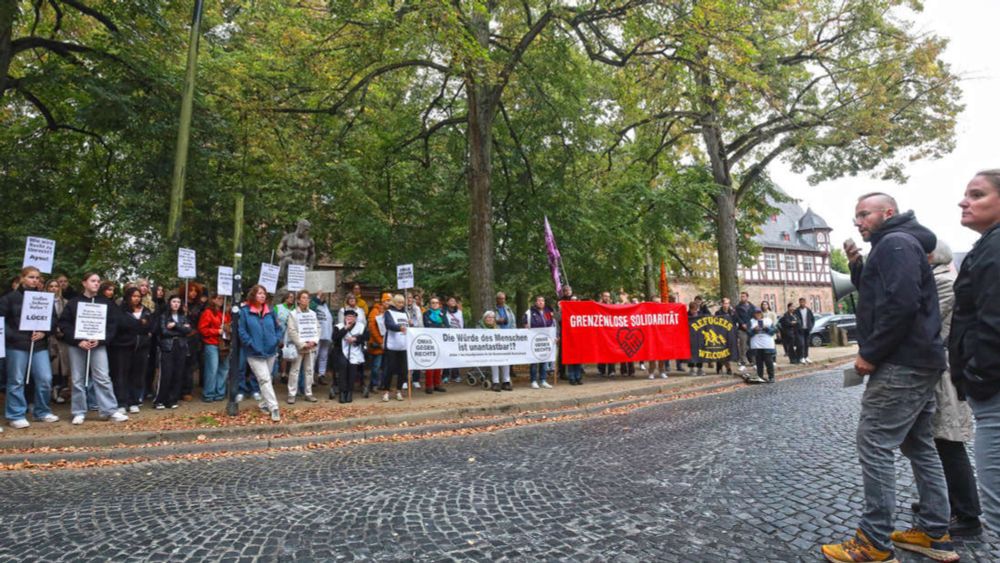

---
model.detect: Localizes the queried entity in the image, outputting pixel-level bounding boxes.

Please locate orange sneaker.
[821,529,899,563]
[890,528,959,562]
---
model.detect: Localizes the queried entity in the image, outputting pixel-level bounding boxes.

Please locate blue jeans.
[371,354,384,388]
[5,347,53,421]
[857,363,949,549]
[202,345,231,401]
[969,391,1000,534]
[69,345,118,417]
[567,364,583,383]
[530,363,547,383]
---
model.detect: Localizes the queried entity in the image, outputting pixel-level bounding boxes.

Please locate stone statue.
[277,219,316,279]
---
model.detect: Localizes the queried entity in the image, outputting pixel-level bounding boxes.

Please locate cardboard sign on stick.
[397,264,414,290]
[178,248,197,279]
[74,302,108,341]
[23,237,56,274]
[217,266,234,296]
[19,291,54,332]
[258,263,280,294]
[287,264,306,291]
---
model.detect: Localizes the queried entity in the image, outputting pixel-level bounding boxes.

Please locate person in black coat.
[949,169,1000,535]
[794,297,816,363]
[154,295,194,409]
[110,287,153,412]
[330,309,369,403]
[778,303,802,364]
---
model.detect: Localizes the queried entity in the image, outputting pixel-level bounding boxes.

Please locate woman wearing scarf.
[331,309,369,403]
[422,296,449,393]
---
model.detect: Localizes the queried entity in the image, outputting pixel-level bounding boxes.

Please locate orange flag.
[659,260,669,303]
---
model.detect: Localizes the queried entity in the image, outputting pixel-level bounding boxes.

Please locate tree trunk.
[714,188,739,301]
[0,2,15,100]
[467,84,495,320]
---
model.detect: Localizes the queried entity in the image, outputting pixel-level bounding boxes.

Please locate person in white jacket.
[285,290,319,403]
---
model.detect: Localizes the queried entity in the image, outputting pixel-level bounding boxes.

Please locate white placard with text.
[178,248,197,279]
[286,264,306,291]
[74,302,108,341]
[396,263,414,290]
[258,263,280,294]
[23,237,56,274]
[217,266,234,297]
[19,291,55,332]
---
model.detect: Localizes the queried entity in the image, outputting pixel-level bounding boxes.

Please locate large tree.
[615,0,962,299]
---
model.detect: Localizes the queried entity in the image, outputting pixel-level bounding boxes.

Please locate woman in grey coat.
[920,241,982,536]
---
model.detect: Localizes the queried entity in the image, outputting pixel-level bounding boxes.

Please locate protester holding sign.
[58,272,125,424]
[331,309,369,403]
[237,285,284,422]
[286,290,320,403]
[110,287,153,413]
[381,294,410,402]
[1,266,60,428]
[197,293,231,403]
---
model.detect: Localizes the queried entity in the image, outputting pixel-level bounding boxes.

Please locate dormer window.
[781,232,791,242]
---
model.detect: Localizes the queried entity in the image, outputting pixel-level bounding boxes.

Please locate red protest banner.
[560,301,690,364]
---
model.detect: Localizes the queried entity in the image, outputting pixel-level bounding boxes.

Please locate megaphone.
[832,270,856,301]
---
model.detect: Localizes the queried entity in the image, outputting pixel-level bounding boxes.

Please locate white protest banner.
[295,310,320,344]
[23,237,56,274]
[258,263,280,294]
[178,248,197,279]
[19,291,55,332]
[0,319,5,358]
[287,264,306,291]
[396,263,414,290]
[74,302,108,341]
[305,270,337,293]
[406,327,556,370]
[217,266,234,297]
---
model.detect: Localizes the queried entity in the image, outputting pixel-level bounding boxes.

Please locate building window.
[764,253,777,270]
[784,255,797,271]
[802,256,814,272]
[781,232,791,242]
[817,232,827,243]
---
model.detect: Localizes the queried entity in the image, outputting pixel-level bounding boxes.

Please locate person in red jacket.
[197,293,232,402]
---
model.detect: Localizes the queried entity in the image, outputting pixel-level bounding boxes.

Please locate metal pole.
[226,194,245,416]
[167,0,205,239]
[25,340,34,385]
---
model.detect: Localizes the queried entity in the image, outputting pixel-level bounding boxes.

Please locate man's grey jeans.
[857,362,949,550]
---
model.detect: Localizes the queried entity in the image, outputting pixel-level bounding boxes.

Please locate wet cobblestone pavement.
[1,367,998,561]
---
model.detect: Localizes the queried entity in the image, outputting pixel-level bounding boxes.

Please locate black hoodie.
[849,211,946,371]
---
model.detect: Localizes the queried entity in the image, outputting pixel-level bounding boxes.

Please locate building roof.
[754,195,831,253]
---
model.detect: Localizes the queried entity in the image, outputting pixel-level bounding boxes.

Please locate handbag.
[282,342,299,360]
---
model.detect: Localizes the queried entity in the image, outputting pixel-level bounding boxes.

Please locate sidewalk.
[0,345,856,454]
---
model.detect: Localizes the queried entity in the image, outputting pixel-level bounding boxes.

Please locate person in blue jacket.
[238,284,284,422]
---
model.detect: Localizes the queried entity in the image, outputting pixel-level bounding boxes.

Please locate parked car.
[810,314,857,347]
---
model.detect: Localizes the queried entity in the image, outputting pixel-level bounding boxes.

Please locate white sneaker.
[738,365,746,372]
[109,412,129,423]
[71,415,85,425]
[402,382,408,390]
[116,407,126,415]
[128,405,140,414]
[382,392,390,402]
[38,414,60,423]
[648,374,656,380]
[540,381,553,389]
[235,393,245,402]
[530,381,540,389]
[413,381,421,389]
[639,363,647,370]
[660,373,669,379]
[805,358,813,364]
[395,391,404,401]
[10,419,30,429]
[252,392,262,401]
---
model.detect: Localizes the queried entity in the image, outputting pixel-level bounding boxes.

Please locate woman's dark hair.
[99,280,117,297]
[122,286,142,310]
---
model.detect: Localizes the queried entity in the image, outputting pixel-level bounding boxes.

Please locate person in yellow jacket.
[366,293,391,396]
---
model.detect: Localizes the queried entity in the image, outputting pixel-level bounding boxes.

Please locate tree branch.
[58,0,118,33]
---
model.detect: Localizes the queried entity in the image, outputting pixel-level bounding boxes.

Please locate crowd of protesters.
[1,270,814,431]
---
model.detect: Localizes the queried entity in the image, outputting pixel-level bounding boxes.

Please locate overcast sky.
[769,0,998,254]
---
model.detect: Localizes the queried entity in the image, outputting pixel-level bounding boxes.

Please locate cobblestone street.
[1,366,998,562]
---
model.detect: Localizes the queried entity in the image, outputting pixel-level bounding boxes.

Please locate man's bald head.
[854,192,898,241]
[857,192,898,213]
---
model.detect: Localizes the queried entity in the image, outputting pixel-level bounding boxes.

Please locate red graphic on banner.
[561,301,690,364]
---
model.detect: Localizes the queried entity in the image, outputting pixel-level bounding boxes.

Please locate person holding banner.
[480,311,514,391]
[154,295,194,409]
[110,287,153,413]
[1,266,60,427]
[421,296,449,393]
[58,272,126,424]
[286,290,320,404]
[714,298,738,376]
[525,296,555,389]
[404,293,424,390]
[237,285,284,422]
[331,309,369,403]
[198,293,231,403]
[686,301,706,376]
[381,295,410,402]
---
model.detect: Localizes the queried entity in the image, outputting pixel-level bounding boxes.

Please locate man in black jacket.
[795,297,816,363]
[821,193,956,563]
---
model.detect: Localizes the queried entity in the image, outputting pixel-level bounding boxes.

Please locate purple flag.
[544,216,563,295]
